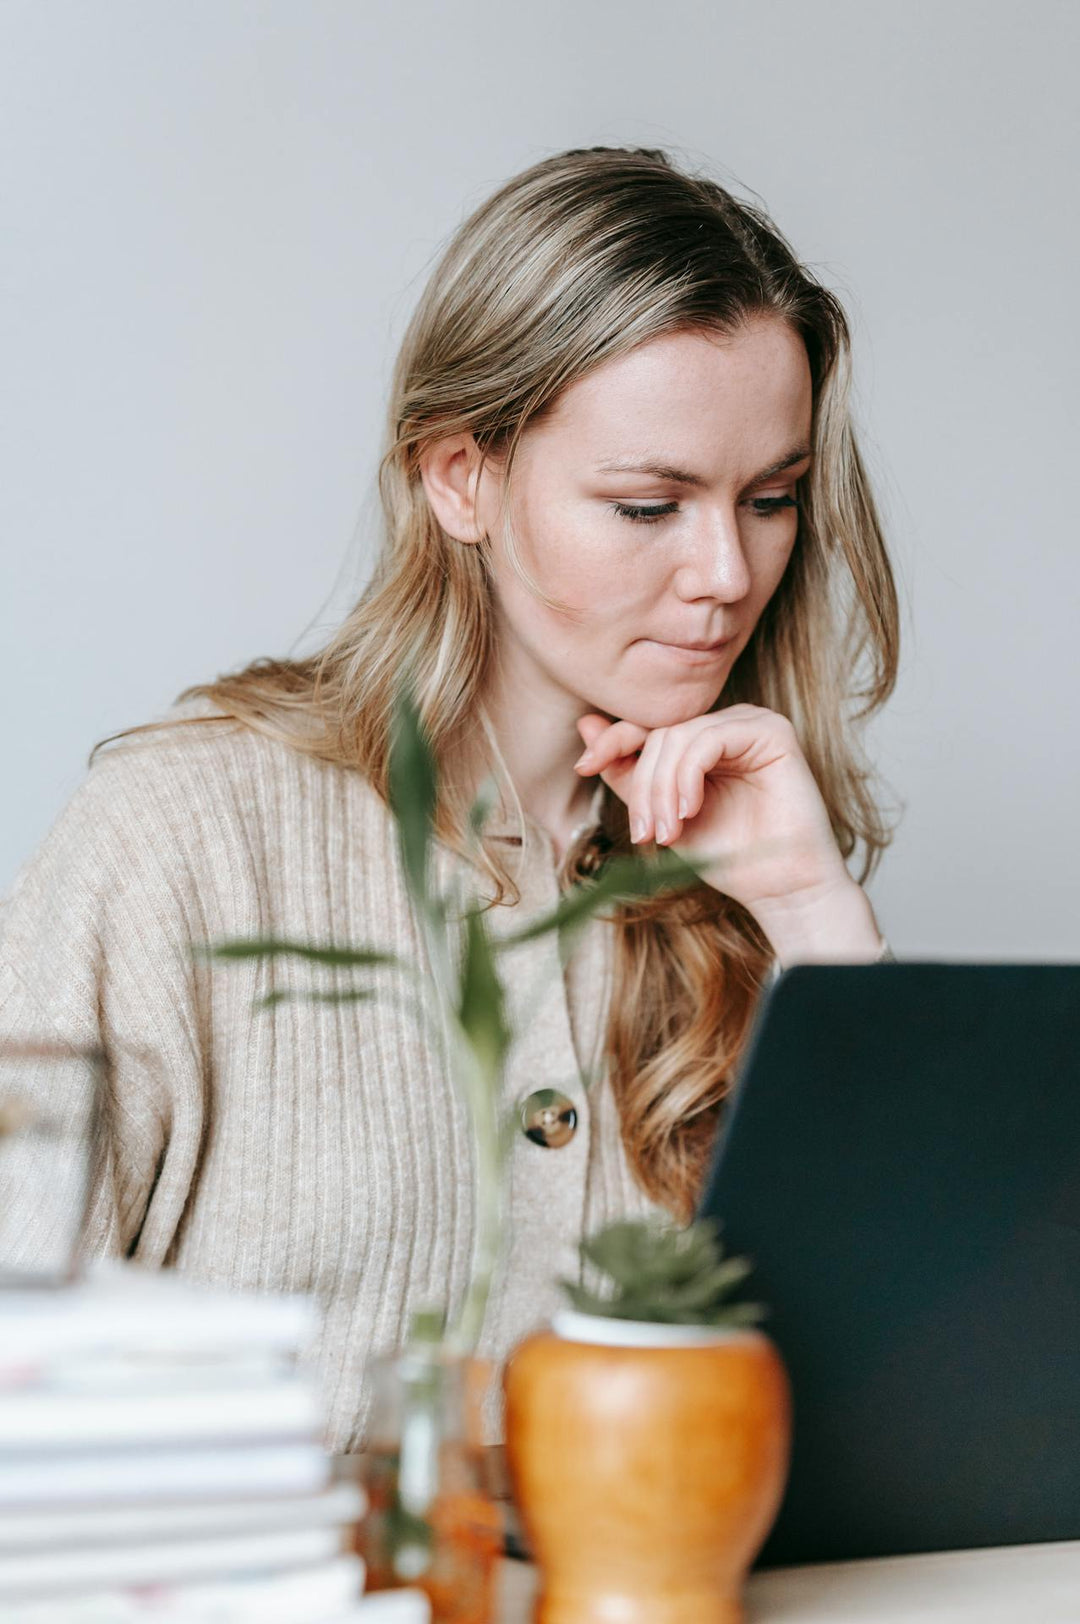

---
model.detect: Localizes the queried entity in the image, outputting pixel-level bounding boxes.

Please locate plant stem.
[443,1040,506,1357]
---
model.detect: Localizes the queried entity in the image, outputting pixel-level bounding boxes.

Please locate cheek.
[749,528,798,607]
[490,541,612,656]
[511,495,595,603]
[507,498,645,621]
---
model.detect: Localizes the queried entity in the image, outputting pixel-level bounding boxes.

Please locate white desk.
[496,1540,1080,1622]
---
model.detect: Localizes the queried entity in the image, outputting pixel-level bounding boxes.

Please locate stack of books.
[0,1259,415,1622]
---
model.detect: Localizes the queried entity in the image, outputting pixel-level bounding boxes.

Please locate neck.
[473,666,602,846]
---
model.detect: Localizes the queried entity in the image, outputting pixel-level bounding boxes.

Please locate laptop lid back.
[697,963,1080,1567]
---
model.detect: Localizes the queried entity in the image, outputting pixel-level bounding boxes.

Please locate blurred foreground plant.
[198,674,711,1353]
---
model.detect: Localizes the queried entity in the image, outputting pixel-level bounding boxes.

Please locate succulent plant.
[559,1215,766,1328]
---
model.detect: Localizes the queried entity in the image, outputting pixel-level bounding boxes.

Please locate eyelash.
[609,495,800,526]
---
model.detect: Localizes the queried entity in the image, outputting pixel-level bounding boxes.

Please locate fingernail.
[656,820,669,844]
[573,750,593,769]
[677,796,688,820]
[631,817,645,843]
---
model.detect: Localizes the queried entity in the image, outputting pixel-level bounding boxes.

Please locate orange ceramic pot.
[503,1312,791,1624]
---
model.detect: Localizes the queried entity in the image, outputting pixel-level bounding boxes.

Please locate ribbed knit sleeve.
[0,717,485,1448]
[0,732,218,1268]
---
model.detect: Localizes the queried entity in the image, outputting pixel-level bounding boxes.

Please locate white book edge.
[0,1378,323,1449]
[0,1554,365,1623]
[2,1353,300,1395]
[0,1478,366,1550]
[0,1443,331,1508]
[0,1260,319,1363]
[0,1523,344,1598]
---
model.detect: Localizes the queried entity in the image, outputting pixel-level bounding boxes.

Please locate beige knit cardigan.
[0,708,666,1448]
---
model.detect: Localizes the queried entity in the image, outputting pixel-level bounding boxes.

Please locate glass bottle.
[353,1309,503,1624]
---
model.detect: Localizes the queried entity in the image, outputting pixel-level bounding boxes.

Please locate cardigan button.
[519,1088,578,1148]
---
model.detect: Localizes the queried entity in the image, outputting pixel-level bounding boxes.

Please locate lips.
[650,636,735,652]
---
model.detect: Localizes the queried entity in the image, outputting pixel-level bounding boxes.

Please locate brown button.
[520,1088,578,1148]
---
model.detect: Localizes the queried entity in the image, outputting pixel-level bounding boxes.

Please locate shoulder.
[2,697,391,963]
[79,694,379,828]
[72,693,389,847]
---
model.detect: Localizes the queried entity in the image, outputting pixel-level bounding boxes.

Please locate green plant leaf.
[555,1279,764,1327]
[711,1300,768,1327]
[195,938,405,970]
[498,847,707,952]
[388,682,438,916]
[579,1219,647,1281]
[254,988,377,1011]
[457,905,512,1077]
[664,1256,755,1307]
[467,774,500,843]
[565,1215,765,1327]
[556,1281,612,1315]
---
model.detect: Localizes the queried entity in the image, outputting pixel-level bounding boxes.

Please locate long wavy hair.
[98,145,899,1223]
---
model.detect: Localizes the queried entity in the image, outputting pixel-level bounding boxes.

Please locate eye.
[748,494,799,519]
[608,501,679,525]
[608,494,801,527]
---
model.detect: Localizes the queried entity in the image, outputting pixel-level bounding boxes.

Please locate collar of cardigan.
[482,776,607,845]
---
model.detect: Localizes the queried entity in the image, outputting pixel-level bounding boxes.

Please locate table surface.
[494,1539,1080,1623]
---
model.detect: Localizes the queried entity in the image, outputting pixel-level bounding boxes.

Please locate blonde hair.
[99,146,899,1223]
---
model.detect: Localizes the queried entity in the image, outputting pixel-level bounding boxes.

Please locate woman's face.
[478,316,814,731]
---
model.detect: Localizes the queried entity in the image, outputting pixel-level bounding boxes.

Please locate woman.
[0,145,897,1450]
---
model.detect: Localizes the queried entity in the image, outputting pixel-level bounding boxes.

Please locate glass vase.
[352,1317,503,1624]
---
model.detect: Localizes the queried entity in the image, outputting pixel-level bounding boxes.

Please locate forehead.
[537,321,812,468]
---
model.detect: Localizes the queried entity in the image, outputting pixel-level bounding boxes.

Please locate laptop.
[697,962,1080,1568]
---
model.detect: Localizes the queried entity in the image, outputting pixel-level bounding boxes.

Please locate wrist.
[752,876,885,970]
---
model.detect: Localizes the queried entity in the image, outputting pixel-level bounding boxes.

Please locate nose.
[673,508,753,603]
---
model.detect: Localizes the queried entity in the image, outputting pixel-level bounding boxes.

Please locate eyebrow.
[595,445,813,488]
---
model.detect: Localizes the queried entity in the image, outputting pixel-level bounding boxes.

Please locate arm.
[0,746,208,1272]
[764,930,895,988]
[753,876,892,972]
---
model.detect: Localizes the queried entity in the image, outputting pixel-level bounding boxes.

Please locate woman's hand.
[573,704,885,966]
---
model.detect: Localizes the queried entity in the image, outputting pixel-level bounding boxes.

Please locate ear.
[418,432,488,545]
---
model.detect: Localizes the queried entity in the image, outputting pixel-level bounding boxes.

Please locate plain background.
[2,1,1077,958]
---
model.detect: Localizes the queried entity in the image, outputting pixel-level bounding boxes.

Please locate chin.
[600,685,725,731]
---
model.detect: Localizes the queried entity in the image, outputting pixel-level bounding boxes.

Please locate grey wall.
[3,1,1077,959]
